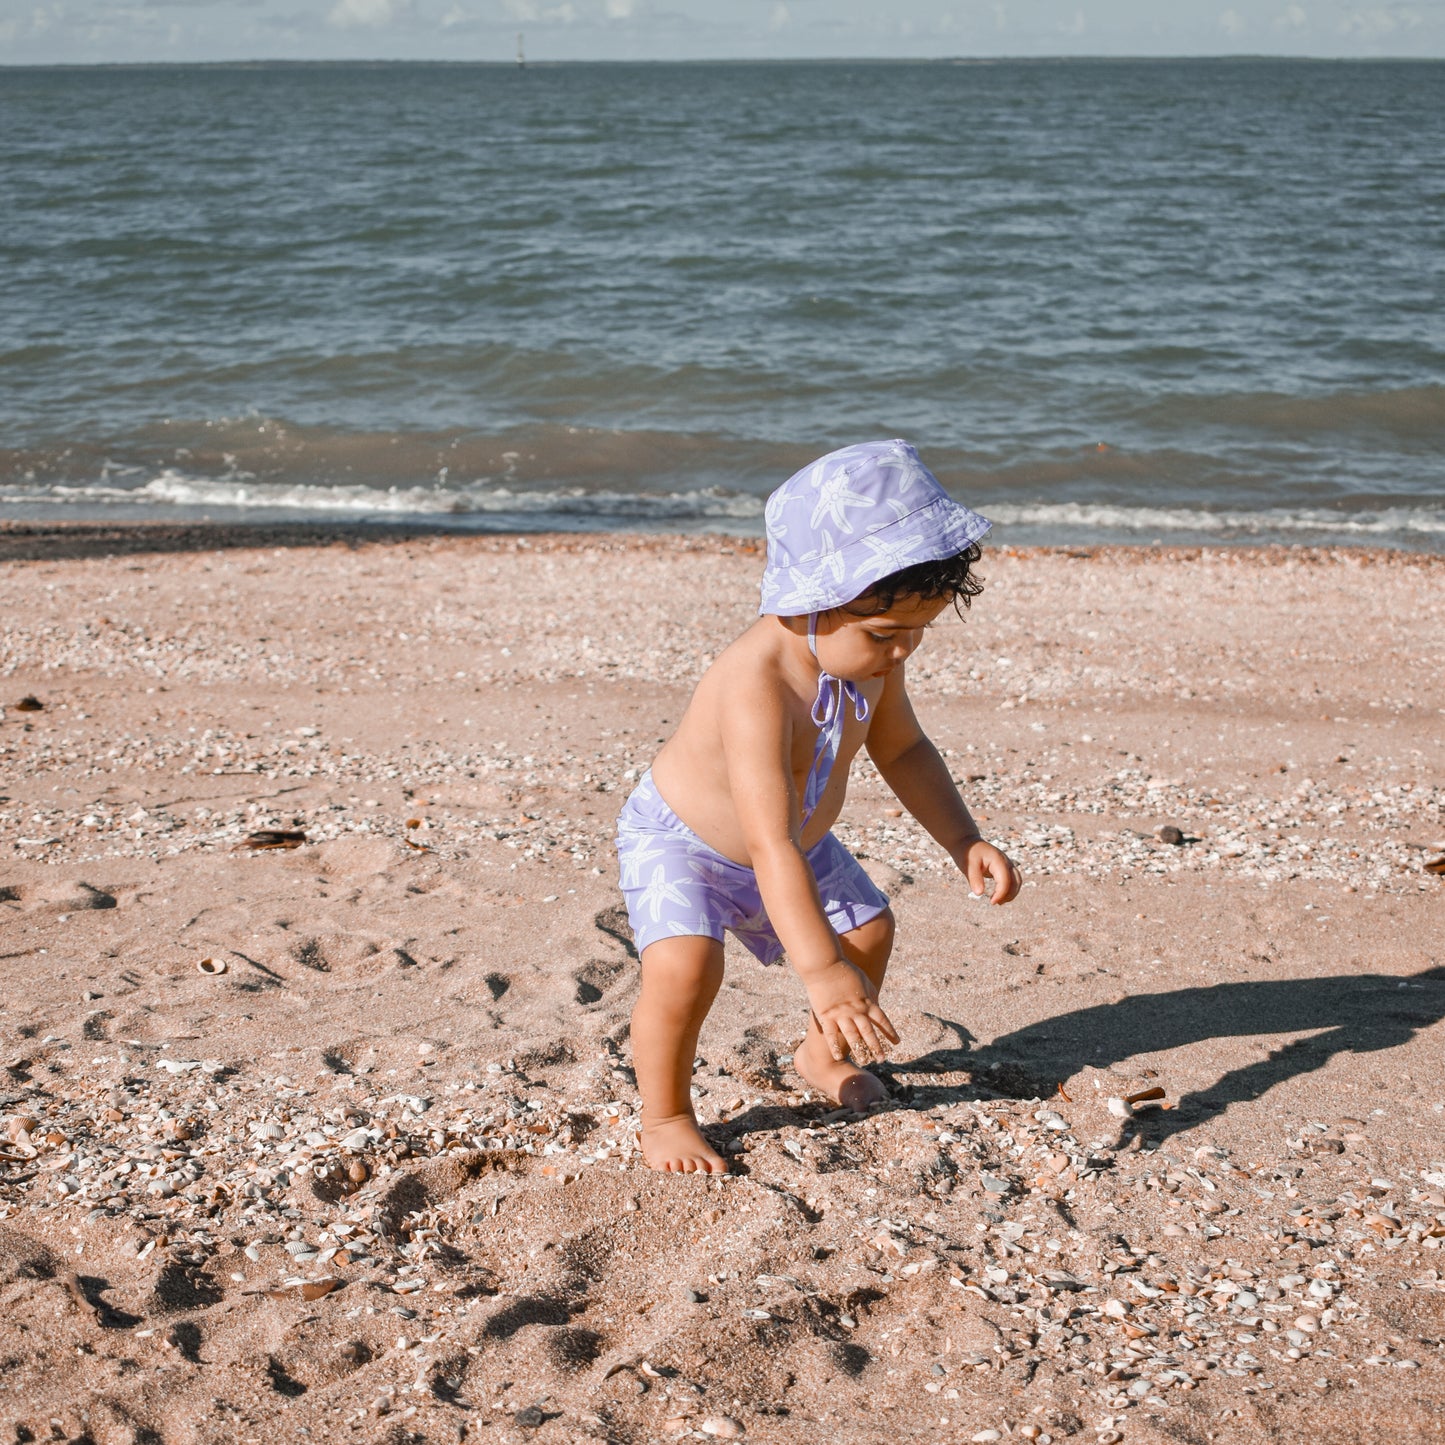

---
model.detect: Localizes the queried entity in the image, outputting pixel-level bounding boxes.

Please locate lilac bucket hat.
[758,439,991,616]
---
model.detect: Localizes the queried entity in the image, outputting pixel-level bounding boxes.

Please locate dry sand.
[1,524,1443,1445]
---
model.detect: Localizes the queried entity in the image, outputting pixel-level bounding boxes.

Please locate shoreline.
[4,516,1445,567]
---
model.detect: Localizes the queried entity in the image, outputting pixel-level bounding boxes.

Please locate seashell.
[700,1419,744,1439]
[236,829,307,851]
[266,1276,341,1302]
[197,957,227,975]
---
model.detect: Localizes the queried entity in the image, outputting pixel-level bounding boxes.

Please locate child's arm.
[719,683,900,1062]
[866,665,1021,905]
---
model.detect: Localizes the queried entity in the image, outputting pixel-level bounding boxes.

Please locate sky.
[2,0,1444,65]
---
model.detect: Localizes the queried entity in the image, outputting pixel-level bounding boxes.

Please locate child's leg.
[794,908,895,1111]
[631,934,729,1174]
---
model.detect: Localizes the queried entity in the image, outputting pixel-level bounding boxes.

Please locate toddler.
[615,440,1021,1174]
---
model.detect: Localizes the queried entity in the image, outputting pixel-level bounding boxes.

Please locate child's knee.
[841,907,895,967]
[637,936,726,1001]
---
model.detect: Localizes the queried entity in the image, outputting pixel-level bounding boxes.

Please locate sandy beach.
[2,525,1443,1445]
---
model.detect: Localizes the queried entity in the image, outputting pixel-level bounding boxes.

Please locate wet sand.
[2,527,1443,1445]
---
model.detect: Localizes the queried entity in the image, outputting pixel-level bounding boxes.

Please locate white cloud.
[1340,7,1422,36]
[503,0,577,22]
[768,1,789,31]
[328,0,395,27]
[1219,8,1244,35]
[604,0,633,17]
[1061,8,1084,35]
[1275,3,1307,27]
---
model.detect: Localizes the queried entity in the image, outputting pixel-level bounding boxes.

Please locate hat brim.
[759,496,991,616]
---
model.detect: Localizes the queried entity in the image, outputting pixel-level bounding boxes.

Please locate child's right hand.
[805,961,900,1063]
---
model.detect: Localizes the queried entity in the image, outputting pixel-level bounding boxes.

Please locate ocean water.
[2,58,1443,548]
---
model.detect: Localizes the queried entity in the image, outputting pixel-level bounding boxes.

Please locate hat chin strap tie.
[807,613,870,731]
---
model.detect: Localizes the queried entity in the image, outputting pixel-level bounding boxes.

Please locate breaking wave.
[5,471,1443,549]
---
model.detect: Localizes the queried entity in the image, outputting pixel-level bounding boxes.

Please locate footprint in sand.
[152,1257,224,1313]
[292,938,330,972]
[1,879,117,913]
[574,958,625,1006]
[592,904,637,960]
[319,1043,379,1075]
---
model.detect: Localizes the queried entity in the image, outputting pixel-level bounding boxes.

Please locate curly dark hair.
[845,542,985,616]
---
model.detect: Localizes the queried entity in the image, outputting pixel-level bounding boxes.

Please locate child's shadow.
[907,965,1445,1151]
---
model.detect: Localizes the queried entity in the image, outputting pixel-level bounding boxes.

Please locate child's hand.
[804,961,900,1063]
[955,837,1022,905]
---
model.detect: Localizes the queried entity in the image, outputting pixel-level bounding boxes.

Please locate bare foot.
[795,1033,889,1112]
[639,1113,730,1174]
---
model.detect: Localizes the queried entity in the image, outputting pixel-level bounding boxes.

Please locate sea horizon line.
[4,53,1444,72]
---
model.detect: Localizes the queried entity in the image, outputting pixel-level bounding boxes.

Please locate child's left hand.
[954,837,1022,905]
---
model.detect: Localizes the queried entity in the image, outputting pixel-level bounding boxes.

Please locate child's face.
[818,593,950,682]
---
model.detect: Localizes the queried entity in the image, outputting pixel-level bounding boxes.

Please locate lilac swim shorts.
[615,770,889,966]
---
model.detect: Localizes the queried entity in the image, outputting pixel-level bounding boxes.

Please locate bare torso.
[649,617,884,864]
